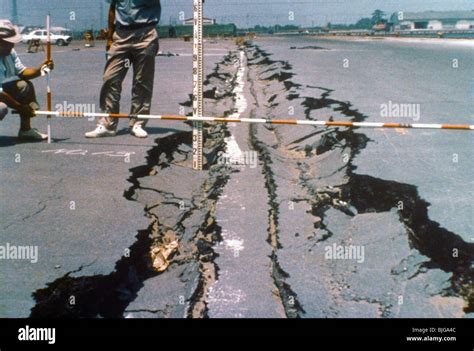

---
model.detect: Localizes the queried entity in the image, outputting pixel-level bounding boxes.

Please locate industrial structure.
[390,11,474,31]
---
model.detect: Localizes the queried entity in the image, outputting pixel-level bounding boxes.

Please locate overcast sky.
[1,0,473,29]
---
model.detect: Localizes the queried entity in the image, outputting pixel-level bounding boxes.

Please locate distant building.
[389,11,474,31]
[183,17,216,26]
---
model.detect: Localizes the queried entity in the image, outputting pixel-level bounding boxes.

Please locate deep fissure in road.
[245,43,473,316]
[29,52,240,318]
[29,43,472,318]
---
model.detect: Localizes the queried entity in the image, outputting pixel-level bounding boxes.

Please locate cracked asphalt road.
[1,36,472,318]
[0,39,234,317]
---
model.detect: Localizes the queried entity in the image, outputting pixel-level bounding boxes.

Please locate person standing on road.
[0,19,54,141]
[85,0,161,139]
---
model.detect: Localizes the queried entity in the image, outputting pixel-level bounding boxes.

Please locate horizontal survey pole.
[31,110,474,131]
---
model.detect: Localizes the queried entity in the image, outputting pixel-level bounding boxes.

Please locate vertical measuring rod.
[46,14,52,143]
[192,0,204,170]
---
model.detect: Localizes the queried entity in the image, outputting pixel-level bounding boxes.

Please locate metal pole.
[46,14,52,144]
[192,0,204,170]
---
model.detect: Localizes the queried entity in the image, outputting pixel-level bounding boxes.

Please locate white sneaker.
[131,124,148,138]
[18,128,48,140]
[85,124,116,138]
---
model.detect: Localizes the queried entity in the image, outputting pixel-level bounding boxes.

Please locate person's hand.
[17,104,35,118]
[42,59,54,70]
[106,37,113,52]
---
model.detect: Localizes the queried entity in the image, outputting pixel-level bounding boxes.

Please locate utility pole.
[11,0,19,24]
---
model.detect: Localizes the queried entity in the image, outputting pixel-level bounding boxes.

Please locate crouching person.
[0,20,54,140]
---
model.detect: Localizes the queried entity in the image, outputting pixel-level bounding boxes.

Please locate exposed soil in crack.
[249,123,306,318]
[28,41,473,318]
[247,48,306,317]
[29,51,242,318]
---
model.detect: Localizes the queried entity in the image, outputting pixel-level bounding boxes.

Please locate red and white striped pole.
[31,111,474,131]
[46,14,52,143]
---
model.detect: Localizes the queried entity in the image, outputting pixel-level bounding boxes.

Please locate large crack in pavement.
[236,46,308,318]
[29,51,241,318]
[341,174,474,312]
[249,122,307,318]
[205,50,288,318]
[244,43,473,317]
[28,42,473,318]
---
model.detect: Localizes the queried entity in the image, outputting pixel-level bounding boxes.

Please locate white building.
[390,11,474,31]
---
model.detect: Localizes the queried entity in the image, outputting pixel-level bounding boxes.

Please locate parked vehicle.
[22,29,72,46]
[372,23,389,32]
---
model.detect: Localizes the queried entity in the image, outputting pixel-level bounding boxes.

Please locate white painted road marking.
[41,149,135,159]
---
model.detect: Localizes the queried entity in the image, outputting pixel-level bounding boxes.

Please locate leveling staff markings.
[192,0,205,170]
